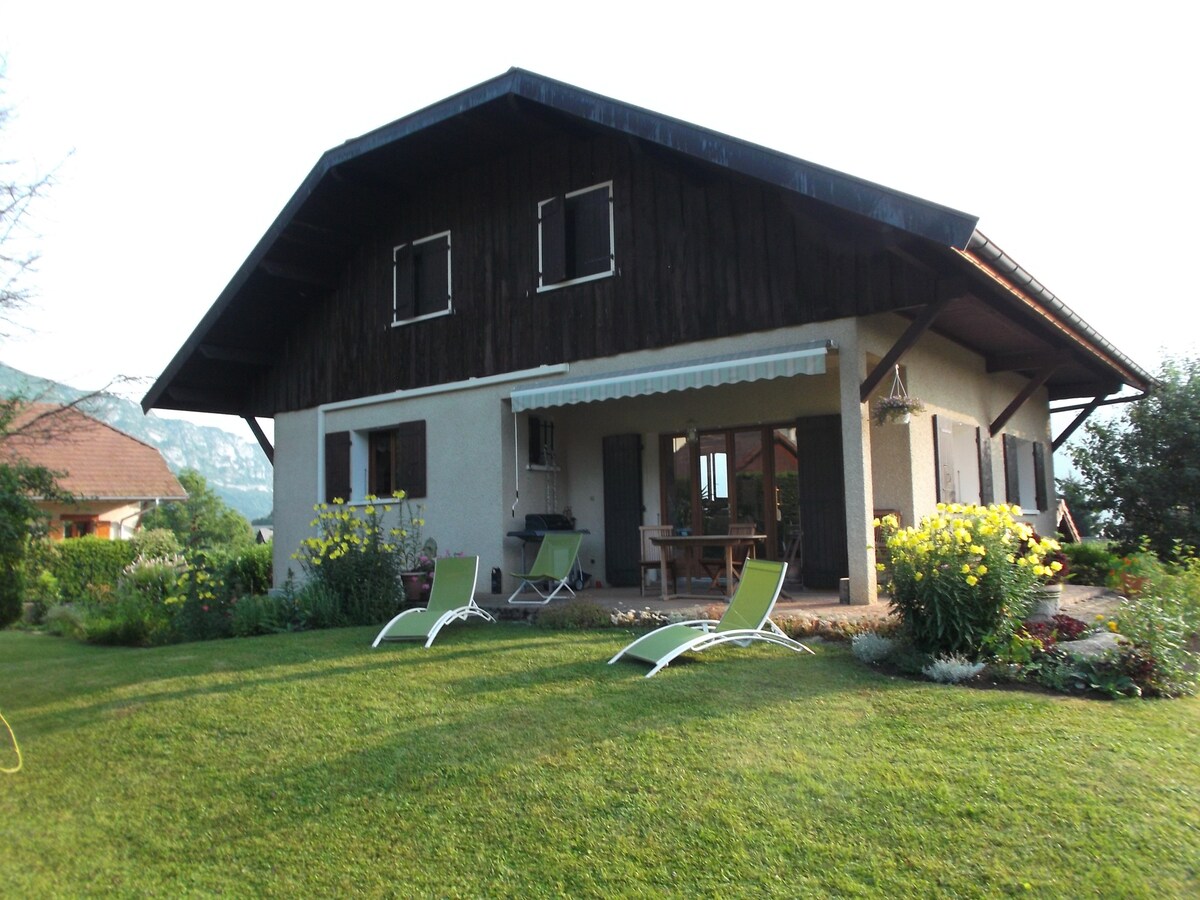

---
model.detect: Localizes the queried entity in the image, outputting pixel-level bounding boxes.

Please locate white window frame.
[537,181,615,292]
[392,230,452,327]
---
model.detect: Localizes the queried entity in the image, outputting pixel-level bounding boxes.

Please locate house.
[142,69,1152,603]
[3,403,187,539]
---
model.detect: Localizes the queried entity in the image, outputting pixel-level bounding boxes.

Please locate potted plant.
[1029,533,1069,620]
[872,394,926,426]
[872,364,925,426]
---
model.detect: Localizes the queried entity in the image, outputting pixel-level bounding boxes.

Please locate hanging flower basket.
[872,365,925,426]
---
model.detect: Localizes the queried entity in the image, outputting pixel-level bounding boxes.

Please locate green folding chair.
[608,559,814,677]
[507,532,584,605]
[372,555,493,648]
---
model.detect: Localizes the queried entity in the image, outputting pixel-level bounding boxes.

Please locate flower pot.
[1029,583,1062,620]
[401,572,428,603]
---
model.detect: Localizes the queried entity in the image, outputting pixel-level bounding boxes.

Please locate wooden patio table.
[650,533,765,601]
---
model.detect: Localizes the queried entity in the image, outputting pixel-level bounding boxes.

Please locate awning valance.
[509,342,832,412]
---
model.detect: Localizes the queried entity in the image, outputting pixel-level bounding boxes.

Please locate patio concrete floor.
[479,581,1118,624]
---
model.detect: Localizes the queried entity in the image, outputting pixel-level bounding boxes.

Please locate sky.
[2,1,1196,445]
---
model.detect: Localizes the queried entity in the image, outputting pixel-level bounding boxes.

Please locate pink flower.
[201,605,209,613]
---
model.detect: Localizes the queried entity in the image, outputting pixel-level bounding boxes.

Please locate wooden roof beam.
[989,363,1061,436]
[197,344,272,367]
[258,258,338,291]
[860,295,951,402]
[244,415,275,466]
[1052,393,1109,452]
[987,350,1076,373]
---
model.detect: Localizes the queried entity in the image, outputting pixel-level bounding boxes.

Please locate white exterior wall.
[861,314,1056,536]
[274,314,1056,597]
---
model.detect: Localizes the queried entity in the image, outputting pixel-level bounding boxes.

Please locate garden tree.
[0,397,72,627]
[1070,355,1200,557]
[141,468,253,551]
[2,66,56,334]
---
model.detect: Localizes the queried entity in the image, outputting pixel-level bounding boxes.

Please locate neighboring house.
[3,403,187,540]
[143,69,1152,603]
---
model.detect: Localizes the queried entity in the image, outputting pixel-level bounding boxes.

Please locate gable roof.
[143,69,1153,418]
[2,404,187,501]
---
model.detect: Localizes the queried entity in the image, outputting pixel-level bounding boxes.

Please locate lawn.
[2,625,1197,897]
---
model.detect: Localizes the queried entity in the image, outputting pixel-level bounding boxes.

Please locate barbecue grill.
[507,514,591,590]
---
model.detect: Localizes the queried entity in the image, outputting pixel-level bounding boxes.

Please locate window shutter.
[540,196,566,285]
[933,415,955,503]
[1033,442,1048,512]
[395,420,427,498]
[571,186,611,278]
[977,428,994,505]
[324,431,351,503]
[415,236,449,317]
[394,245,415,321]
[1003,434,1020,505]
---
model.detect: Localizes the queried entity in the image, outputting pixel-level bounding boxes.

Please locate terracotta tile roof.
[2,403,187,500]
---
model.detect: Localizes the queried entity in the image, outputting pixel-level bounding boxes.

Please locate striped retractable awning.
[509,342,832,412]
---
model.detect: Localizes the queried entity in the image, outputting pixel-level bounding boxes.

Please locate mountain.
[0,363,273,522]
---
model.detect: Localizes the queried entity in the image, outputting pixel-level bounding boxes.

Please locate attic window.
[538,181,614,290]
[393,231,451,325]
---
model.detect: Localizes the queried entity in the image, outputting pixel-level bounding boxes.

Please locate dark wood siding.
[248,131,940,415]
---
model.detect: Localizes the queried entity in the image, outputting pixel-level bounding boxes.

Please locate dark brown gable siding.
[248,131,938,414]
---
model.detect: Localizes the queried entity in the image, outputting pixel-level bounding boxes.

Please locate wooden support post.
[244,415,274,465]
[1052,394,1108,452]
[989,364,1061,437]
[859,296,951,402]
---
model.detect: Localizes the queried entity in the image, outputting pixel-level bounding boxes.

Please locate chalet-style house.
[143,70,1152,603]
[3,404,186,539]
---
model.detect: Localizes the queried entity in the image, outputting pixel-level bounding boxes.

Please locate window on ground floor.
[324,420,427,503]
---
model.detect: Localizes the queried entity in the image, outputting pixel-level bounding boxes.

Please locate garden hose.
[1,709,22,774]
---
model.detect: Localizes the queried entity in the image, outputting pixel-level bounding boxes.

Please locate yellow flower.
[914,572,924,581]
[961,564,971,574]
[1107,621,1119,633]
[965,574,978,586]
[977,565,988,575]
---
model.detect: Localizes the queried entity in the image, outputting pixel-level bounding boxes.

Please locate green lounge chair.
[608,559,814,677]
[507,531,584,605]
[372,555,493,648]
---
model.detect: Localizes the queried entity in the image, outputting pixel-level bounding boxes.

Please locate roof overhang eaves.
[960,231,1156,394]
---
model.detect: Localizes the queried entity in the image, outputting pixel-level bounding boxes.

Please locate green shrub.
[44,603,85,639]
[880,503,1058,658]
[292,497,407,625]
[129,528,183,559]
[535,599,611,630]
[46,537,138,603]
[230,593,290,636]
[0,554,22,629]
[225,542,273,597]
[1060,541,1119,586]
[22,570,61,626]
[82,589,174,647]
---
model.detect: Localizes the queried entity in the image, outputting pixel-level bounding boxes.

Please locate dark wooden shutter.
[795,415,847,589]
[324,431,351,503]
[1033,442,1048,512]
[540,196,566,285]
[395,420,427,498]
[394,245,415,321]
[1003,434,1020,505]
[414,236,449,317]
[978,428,994,504]
[571,186,611,278]
[603,433,643,587]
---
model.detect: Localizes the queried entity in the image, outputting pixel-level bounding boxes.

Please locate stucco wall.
[860,314,1056,535]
